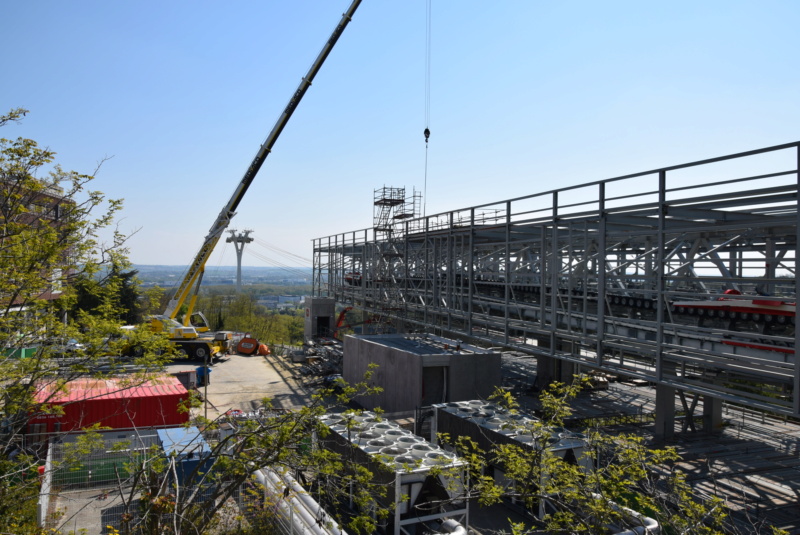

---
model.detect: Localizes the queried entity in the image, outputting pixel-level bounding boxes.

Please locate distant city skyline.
[134,265,311,289]
[133,265,311,270]
[3,1,798,266]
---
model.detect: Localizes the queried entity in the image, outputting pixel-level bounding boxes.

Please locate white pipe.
[273,468,348,535]
[440,518,467,534]
[265,469,334,535]
[254,468,348,535]
[611,514,660,535]
[264,468,328,535]
[254,469,323,535]
[593,493,659,535]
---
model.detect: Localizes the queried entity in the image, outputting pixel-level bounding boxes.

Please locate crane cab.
[187,311,212,333]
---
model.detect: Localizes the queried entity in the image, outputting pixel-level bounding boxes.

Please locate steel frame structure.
[313,142,800,417]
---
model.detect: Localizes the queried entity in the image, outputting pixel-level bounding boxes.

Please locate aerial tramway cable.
[253,237,312,265]
[423,0,432,218]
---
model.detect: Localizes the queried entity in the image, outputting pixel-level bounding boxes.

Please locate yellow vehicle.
[150,0,362,361]
[149,314,231,361]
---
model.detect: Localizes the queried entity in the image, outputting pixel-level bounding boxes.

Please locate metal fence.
[41,430,160,533]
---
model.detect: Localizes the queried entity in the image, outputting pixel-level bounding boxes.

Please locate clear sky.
[2,1,798,270]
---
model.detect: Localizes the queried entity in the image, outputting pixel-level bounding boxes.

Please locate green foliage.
[201,283,312,298]
[70,263,145,325]
[79,370,392,535]
[441,381,742,534]
[0,109,172,533]
[195,292,304,346]
[0,108,28,128]
[0,458,41,534]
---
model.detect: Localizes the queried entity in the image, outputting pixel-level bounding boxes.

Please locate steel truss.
[313,142,800,416]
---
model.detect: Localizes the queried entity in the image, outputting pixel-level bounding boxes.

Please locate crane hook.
[424,127,430,144]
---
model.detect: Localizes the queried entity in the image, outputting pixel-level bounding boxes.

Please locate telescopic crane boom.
[164,0,361,321]
[152,0,362,358]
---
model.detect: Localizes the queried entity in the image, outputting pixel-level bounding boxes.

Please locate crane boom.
[164,0,362,319]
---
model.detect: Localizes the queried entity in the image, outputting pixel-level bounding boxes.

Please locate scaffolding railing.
[314,141,800,417]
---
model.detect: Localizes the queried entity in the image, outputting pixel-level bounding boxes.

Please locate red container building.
[29,375,190,434]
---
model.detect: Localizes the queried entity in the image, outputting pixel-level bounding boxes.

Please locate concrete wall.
[304,297,336,340]
[343,334,502,413]
[448,351,502,402]
[343,335,423,412]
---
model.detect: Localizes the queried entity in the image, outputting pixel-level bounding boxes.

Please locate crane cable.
[423,0,431,218]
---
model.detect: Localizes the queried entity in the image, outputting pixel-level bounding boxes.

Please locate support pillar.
[226,229,254,292]
[559,361,577,384]
[535,337,579,390]
[535,355,558,390]
[535,356,576,389]
[535,335,554,390]
[703,396,723,433]
[654,384,676,442]
[558,339,577,383]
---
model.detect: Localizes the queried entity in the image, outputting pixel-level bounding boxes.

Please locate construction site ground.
[167,349,312,418]
[161,349,800,534]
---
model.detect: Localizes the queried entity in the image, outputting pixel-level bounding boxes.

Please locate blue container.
[158,427,213,487]
[195,366,212,386]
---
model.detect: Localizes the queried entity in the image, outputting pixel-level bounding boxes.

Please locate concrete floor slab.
[167,351,313,419]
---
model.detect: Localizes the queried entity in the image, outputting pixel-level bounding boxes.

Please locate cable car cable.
[423,0,432,218]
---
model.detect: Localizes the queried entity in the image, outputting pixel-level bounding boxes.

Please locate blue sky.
[2,1,799,269]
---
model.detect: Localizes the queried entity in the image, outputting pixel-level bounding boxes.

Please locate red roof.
[30,375,190,433]
[35,375,187,403]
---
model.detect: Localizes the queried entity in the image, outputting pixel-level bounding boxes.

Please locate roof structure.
[34,375,187,403]
[351,333,492,356]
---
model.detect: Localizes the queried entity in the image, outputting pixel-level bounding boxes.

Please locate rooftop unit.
[318,412,468,535]
[432,401,659,533]
[431,400,591,471]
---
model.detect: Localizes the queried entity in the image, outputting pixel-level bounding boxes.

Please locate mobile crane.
[149,0,362,360]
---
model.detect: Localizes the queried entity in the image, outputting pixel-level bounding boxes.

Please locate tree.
[70,263,149,325]
[440,381,785,535]
[194,291,305,347]
[80,369,389,535]
[0,109,172,532]
[0,110,389,535]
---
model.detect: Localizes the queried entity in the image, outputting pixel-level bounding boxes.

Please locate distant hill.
[134,265,311,274]
[133,265,312,287]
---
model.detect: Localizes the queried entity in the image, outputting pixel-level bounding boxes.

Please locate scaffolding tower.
[371,187,423,330]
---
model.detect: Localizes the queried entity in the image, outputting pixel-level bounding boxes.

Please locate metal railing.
[313,141,800,417]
